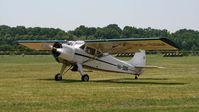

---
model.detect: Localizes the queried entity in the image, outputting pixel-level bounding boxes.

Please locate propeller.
[52,42,63,60]
[53,42,62,48]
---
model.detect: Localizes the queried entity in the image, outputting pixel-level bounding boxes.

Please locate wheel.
[81,74,89,81]
[55,73,62,81]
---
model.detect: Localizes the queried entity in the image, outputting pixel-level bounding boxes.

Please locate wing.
[85,38,178,54]
[17,40,66,50]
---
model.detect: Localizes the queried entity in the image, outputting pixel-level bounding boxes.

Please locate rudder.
[127,50,146,67]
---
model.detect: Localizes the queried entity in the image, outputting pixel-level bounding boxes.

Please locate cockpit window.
[80,44,85,50]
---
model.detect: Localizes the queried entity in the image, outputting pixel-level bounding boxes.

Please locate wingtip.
[160,38,180,50]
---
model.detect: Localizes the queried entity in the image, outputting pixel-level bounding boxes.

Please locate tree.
[95,24,122,39]
[71,25,96,37]
[0,25,199,52]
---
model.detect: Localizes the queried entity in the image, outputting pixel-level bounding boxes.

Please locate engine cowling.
[52,42,75,62]
[56,45,75,62]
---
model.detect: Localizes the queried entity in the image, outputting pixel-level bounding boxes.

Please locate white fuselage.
[56,41,138,74]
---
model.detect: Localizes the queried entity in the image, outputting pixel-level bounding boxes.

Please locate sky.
[0,0,199,32]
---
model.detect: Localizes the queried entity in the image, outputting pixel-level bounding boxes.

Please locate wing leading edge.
[85,38,178,54]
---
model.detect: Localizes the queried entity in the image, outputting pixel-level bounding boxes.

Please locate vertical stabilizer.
[127,50,146,67]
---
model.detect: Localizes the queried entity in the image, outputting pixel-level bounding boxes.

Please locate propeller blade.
[42,44,53,49]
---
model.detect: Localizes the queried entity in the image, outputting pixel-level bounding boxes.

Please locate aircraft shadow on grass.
[38,78,187,85]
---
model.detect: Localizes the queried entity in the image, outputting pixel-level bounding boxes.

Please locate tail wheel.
[135,74,140,80]
[135,76,139,79]
[81,74,89,81]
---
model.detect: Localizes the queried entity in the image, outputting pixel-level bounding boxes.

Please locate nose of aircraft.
[52,43,75,62]
[57,47,75,61]
[52,48,61,57]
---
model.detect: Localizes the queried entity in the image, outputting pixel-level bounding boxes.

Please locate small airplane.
[17,38,178,81]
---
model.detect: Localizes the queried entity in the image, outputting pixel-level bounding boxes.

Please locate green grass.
[0,55,199,112]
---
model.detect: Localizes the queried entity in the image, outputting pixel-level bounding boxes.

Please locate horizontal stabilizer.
[135,66,165,69]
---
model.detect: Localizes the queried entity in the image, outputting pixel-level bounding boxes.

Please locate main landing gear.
[81,74,89,81]
[54,63,90,82]
[77,64,89,82]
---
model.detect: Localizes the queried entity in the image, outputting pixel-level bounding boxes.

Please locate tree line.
[0,24,199,53]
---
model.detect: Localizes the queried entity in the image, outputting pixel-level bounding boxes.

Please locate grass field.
[0,55,199,112]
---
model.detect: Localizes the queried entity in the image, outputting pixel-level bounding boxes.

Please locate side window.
[86,47,96,55]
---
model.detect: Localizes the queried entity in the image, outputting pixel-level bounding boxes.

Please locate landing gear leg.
[77,64,89,81]
[55,64,67,81]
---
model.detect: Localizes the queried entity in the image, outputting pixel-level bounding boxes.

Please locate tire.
[55,73,62,81]
[81,74,89,81]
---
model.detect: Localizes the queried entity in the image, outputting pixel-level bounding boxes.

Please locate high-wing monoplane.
[17,38,178,81]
